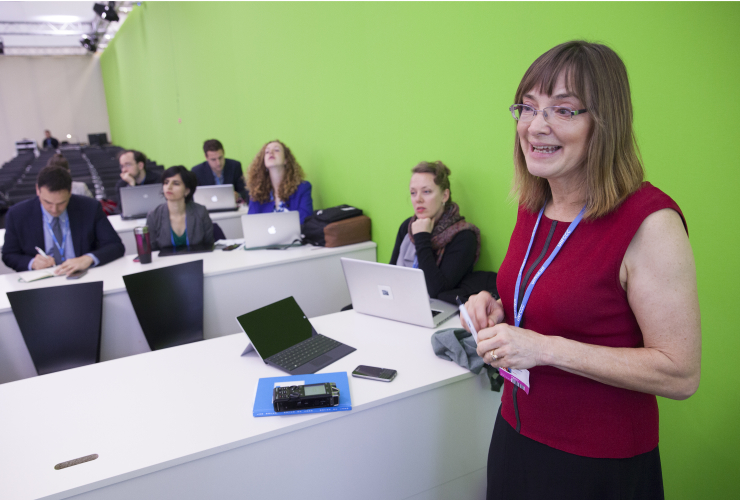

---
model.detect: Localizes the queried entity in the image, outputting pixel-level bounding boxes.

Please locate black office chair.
[213,222,226,241]
[7,281,104,376]
[123,260,204,351]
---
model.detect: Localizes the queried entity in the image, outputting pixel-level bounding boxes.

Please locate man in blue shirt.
[1,166,125,275]
[192,139,247,202]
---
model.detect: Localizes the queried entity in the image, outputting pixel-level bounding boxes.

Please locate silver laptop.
[120,184,164,220]
[193,184,238,212]
[340,258,459,328]
[241,211,301,249]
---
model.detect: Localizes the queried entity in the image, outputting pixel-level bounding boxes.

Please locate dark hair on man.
[37,166,72,193]
[203,139,224,154]
[411,161,453,207]
[117,149,147,165]
[46,153,70,170]
[162,165,198,204]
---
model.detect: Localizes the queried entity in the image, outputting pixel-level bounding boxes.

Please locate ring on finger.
[489,350,498,361]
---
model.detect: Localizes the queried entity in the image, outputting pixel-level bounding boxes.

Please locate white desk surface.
[108,206,249,255]
[0,312,493,500]
[0,240,376,314]
[0,208,248,267]
[107,205,249,232]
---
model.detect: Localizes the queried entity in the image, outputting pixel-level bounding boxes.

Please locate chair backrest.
[213,222,226,241]
[123,260,204,350]
[7,281,104,376]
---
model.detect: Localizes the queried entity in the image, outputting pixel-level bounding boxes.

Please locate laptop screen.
[236,296,313,359]
[120,184,163,218]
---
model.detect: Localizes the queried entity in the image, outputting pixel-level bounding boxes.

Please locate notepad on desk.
[18,268,63,283]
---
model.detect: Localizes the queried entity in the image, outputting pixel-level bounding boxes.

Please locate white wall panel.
[0,55,110,164]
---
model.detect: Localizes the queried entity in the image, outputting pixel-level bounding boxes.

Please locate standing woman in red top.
[463,41,700,499]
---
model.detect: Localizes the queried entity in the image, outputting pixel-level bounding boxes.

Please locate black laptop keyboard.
[431,310,441,317]
[268,334,341,371]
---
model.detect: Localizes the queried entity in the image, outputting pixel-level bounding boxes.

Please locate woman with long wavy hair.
[246,140,313,224]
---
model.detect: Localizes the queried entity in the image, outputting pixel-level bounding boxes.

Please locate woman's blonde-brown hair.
[246,140,305,204]
[513,40,644,219]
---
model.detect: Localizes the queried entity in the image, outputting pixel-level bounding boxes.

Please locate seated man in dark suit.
[2,166,125,276]
[116,149,162,200]
[192,139,247,202]
[42,130,59,149]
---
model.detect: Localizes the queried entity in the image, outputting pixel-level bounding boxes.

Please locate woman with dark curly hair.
[246,140,313,224]
[390,161,480,299]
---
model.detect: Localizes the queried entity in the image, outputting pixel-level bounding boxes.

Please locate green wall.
[101,2,739,497]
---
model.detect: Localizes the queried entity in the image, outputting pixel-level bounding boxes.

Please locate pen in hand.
[35,246,48,257]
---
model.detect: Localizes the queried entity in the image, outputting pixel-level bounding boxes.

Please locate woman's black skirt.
[487,407,664,500]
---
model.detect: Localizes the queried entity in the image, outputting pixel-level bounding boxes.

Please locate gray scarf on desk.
[431,328,503,392]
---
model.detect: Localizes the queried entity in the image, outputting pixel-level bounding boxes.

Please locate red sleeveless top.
[497,182,686,458]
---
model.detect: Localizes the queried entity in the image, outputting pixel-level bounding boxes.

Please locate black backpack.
[302,205,363,246]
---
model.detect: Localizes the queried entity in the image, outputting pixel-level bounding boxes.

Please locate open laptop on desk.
[120,184,163,220]
[193,185,238,212]
[241,211,302,250]
[341,258,458,328]
[236,296,356,375]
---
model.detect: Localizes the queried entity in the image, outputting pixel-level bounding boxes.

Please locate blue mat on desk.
[253,371,352,417]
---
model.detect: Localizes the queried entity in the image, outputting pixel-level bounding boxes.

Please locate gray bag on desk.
[431,328,504,392]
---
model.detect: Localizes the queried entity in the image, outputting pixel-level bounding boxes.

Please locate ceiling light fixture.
[80,34,98,52]
[93,3,120,23]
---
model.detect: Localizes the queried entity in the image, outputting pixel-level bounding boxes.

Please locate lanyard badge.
[45,216,69,262]
[502,203,586,394]
[170,214,190,248]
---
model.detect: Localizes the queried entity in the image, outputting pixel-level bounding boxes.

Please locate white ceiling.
[0,2,98,47]
[0,1,130,52]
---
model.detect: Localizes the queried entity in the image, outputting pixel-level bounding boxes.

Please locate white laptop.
[193,184,238,212]
[340,258,459,328]
[241,211,301,249]
[120,184,164,220]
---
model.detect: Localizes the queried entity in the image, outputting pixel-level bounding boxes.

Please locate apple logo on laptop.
[211,195,218,202]
[267,226,277,234]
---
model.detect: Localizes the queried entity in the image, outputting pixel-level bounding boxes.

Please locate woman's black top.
[389,216,477,299]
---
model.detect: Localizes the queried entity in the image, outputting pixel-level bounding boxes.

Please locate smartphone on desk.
[66,270,87,280]
[352,365,397,382]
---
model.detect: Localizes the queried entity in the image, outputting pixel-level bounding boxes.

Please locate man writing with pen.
[1,166,125,276]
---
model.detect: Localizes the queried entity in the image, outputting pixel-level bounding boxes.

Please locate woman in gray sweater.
[146,166,214,250]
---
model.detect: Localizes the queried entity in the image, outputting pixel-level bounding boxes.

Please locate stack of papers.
[18,268,62,283]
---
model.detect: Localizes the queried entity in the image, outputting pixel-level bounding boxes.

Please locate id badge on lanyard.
[170,214,190,248]
[45,217,69,263]
[500,203,586,395]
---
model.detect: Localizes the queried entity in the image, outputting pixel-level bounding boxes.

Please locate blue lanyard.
[44,216,69,262]
[170,214,190,248]
[513,203,586,327]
